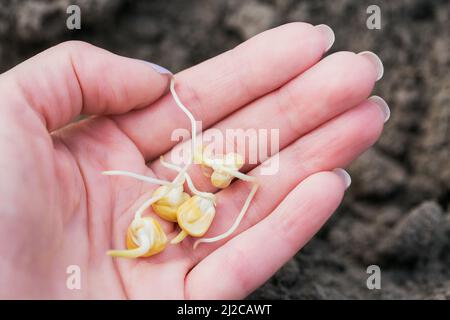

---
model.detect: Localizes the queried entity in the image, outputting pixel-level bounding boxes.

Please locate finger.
[189,98,387,259]
[112,22,334,160]
[186,170,346,299]
[152,51,381,191]
[0,41,169,131]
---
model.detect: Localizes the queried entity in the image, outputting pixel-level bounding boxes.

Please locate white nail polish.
[358,51,384,81]
[333,168,352,189]
[368,96,390,123]
[148,62,173,75]
[137,60,173,76]
[315,24,335,52]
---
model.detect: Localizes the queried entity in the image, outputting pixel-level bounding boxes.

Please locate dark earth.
[0,0,448,299]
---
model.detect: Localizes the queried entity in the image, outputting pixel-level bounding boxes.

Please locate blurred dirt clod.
[349,149,407,199]
[377,201,446,262]
[225,0,276,39]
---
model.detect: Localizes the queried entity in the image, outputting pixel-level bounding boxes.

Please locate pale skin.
[0,23,386,299]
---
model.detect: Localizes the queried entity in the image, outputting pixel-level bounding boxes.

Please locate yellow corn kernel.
[107,217,167,259]
[151,185,190,222]
[126,218,167,257]
[210,152,244,188]
[171,195,215,244]
[195,145,214,171]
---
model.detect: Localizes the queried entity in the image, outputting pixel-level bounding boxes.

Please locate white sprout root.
[107,229,152,259]
[102,77,198,220]
[131,78,201,219]
[159,156,215,201]
[160,154,259,249]
[134,193,166,220]
[193,182,259,249]
[160,146,259,248]
[169,77,197,165]
[201,156,258,183]
[101,170,174,220]
[171,230,189,244]
[103,75,259,256]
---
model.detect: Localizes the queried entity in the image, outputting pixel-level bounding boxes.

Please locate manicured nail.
[368,96,390,123]
[148,62,173,76]
[137,60,173,76]
[358,51,384,81]
[315,24,335,52]
[333,168,351,189]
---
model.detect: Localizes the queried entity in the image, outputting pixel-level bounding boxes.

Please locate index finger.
[112,23,335,160]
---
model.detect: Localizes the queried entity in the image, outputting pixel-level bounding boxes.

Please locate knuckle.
[55,40,94,56]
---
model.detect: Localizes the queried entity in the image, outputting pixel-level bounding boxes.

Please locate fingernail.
[333,168,351,189]
[138,60,173,76]
[315,24,335,52]
[358,51,384,81]
[148,62,173,76]
[368,95,390,123]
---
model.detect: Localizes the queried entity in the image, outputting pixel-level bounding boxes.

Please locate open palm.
[0,23,387,299]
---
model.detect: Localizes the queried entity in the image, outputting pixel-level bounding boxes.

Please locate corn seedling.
[172,195,216,244]
[106,216,167,258]
[151,185,191,222]
[102,76,258,258]
[192,146,259,249]
[158,157,216,243]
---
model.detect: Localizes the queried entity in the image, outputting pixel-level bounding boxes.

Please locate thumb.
[0,41,170,132]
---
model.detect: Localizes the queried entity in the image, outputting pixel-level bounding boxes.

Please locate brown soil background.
[0,0,448,299]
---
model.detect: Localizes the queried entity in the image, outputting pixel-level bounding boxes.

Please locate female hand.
[0,23,388,299]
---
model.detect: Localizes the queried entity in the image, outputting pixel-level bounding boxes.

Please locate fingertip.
[146,62,173,76]
[368,95,390,123]
[358,51,384,81]
[332,168,352,189]
[314,24,335,52]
